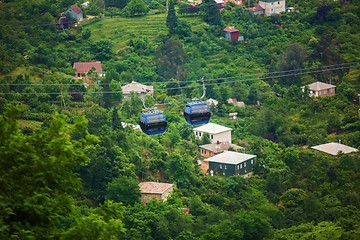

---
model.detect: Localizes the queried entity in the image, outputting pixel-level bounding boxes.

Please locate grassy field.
[83,13,204,53]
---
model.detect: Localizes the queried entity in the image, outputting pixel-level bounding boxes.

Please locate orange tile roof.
[223,26,239,33]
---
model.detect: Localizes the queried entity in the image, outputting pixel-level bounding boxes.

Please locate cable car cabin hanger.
[184,77,211,125]
[139,89,167,135]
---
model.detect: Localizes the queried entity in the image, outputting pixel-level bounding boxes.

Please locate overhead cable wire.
[1,64,358,95]
[1,61,358,87]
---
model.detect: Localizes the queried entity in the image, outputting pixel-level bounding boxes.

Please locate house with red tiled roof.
[64,4,83,23]
[73,62,103,78]
[249,5,265,15]
[224,26,243,41]
[138,182,174,205]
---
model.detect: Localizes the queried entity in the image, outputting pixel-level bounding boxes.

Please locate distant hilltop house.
[227,98,245,107]
[311,142,358,156]
[64,4,83,24]
[301,81,336,97]
[194,123,232,144]
[259,0,286,17]
[205,151,256,177]
[122,81,153,100]
[74,62,103,78]
[139,182,174,205]
[223,0,243,6]
[215,0,225,9]
[223,26,244,41]
[199,141,243,158]
[206,98,219,107]
[249,5,265,15]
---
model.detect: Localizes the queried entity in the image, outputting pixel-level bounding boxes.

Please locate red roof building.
[74,62,103,77]
[249,5,265,15]
[64,4,84,23]
[224,26,240,41]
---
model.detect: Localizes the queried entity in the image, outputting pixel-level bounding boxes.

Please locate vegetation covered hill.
[1,0,360,239]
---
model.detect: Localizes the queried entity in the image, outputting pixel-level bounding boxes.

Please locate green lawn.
[83,14,204,53]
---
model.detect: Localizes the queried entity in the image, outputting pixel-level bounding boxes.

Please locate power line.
[1,64,358,95]
[1,62,358,87]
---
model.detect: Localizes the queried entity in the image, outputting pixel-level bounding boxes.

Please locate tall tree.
[0,106,97,238]
[200,0,221,25]
[154,38,188,80]
[278,43,307,85]
[166,0,178,35]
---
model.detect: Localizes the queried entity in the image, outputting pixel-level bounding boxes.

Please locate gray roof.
[311,142,358,156]
[304,82,336,91]
[122,81,153,94]
[193,123,232,134]
[200,142,243,153]
[204,150,256,165]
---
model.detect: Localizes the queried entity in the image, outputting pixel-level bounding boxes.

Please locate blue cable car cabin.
[139,112,167,135]
[184,103,211,125]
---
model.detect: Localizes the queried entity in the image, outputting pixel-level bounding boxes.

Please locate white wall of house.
[194,130,232,143]
[259,0,285,17]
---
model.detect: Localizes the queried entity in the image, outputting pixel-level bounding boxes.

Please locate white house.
[193,123,232,144]
[259,0,286,17]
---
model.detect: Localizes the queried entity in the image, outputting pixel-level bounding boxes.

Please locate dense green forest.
[1,0,360,239]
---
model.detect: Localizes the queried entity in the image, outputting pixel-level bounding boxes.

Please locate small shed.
[229,112,238,120]
[64,4,83,23]
[224,26,240,41]
[215,0,225,9]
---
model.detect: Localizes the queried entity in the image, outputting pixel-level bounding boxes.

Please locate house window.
[199,132,202,137]
[223,172,225,176]
[278,1,280,4]
[204,150,207,154]
[201,149,203,154]
[237,165,239,170]
[224,165,227,170]
[240,164,242,169]
[327,89,330,93]
[196,132,198,136]
[219,165,222,169]
[251,159,254,164]
[244,162,246,167]
[211,135,214,139]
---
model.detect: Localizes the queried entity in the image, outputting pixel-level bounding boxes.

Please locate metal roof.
[200,142,243,153]
[204,150,256,165]
[139,182,174,194]
[193,123,232,134]
[122,81,153,94]
[305,82,336,91]
[311,142,358,156]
